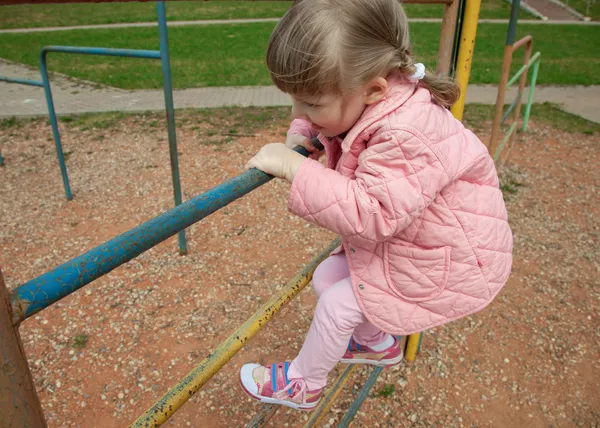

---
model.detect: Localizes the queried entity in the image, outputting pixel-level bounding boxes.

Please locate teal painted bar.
[523,55,541,131]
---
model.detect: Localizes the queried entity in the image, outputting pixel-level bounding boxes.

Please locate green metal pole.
[523,56,540,132]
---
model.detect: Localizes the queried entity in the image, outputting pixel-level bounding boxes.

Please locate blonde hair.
[266,0,459,107]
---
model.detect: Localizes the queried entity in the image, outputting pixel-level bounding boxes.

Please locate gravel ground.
[0,108,598,427]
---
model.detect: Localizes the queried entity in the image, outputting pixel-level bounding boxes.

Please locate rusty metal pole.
[499,39,532,165]
[0,270,47,428]
[437,0,460,76]
[510,40,532,142]
[489,0,520,156]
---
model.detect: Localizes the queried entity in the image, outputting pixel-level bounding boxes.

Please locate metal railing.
[489,0,541,163]
[0,2,187,253]
[0,0,486,425]
[1,145,309,426]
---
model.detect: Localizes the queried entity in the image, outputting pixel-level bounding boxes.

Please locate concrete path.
[1,17,599,34]
[1,59,599,123]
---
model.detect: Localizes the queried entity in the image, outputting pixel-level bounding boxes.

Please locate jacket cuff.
[288,158,325,217]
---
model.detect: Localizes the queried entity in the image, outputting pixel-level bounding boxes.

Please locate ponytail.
[398,60,460,108]
[419,71,460,108]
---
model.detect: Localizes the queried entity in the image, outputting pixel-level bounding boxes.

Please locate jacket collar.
[339,72,418,153]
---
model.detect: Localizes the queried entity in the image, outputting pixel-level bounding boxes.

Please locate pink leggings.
[287,254,390,390]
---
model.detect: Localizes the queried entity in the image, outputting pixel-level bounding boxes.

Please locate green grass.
[0,23,274,89]
[374,384,396,397]
[500,179,523,195]
[0,2,291,30]
[72,333,89,348]
[404,0,530,19]
[1,23,597,88]
[0,0,529,29]
[560,0,600,20]
[463,102,600,134]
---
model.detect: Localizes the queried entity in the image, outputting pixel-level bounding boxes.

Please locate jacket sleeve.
[288,129,451,243]
[287,119,318,140]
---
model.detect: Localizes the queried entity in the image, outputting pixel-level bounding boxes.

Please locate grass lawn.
[462,102,600,135]
[2,103,598,137]
[560,0,600,20]
[0,0,532,29]
[1,22,598,88]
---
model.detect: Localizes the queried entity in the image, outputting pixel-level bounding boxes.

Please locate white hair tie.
[410,63,426,80]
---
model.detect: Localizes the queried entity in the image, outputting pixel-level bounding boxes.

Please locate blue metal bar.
[0,151,4,167]
[37,42,166,200]
[0,76,44,87]
[9,147,311,324]
[40,49,73,200]
[505,0,521,46]
[338,366,384,427]
[41,46,160,59]
[156,1,187,255]
[501,92,521,125]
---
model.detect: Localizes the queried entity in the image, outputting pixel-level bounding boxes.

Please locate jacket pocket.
[383,242,451,302]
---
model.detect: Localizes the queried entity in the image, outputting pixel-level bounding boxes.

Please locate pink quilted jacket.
[287,76,513,335]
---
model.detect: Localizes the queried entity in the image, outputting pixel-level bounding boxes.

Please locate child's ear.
[363,77,389,105]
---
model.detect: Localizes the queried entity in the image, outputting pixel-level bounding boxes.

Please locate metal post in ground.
[0,269,47,427]
[39,51,73,200]
[522,57,540,132]
[437,0,460,76]
[450,0,482,121]
[511,35,532,143]
[489,0,520,156]
[405,333,422,361]
[156,1,187,255]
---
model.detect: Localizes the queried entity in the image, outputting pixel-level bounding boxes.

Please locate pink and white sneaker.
[341,336,404,367]
[240,362,322,411]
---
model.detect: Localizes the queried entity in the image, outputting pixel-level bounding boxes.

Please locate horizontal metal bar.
[339,366,385,427]
[512,35,533,52]
[0,76,44,87]
[246,404,279,428]
[507,51,541,88]
[501,93,521,125]
[42,45,161,59]
[304,365,357,428]
[10,146,312,324]
[130,238,342,427]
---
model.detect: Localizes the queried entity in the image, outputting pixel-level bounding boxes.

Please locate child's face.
[291,91,368,138]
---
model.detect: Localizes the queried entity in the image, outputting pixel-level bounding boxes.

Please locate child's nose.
[291,104,309,122]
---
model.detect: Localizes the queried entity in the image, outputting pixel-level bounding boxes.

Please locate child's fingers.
[245,157,258,170]
[305,138,318,152]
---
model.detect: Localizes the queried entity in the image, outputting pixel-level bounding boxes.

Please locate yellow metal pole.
[404,333,421,362]
[450,0,482,121]
[130,238,342,428]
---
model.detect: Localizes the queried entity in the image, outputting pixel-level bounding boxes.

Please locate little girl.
[240,0,513,410]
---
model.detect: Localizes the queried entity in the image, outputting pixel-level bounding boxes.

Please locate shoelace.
[273,378,308,403]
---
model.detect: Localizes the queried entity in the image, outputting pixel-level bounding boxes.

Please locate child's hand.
[245,143,306,182]
[286,134,322,160]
